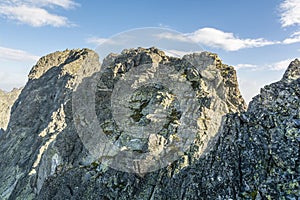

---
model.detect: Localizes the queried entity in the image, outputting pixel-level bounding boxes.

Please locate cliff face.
[0,48,99,200]
[0,88,22,132]
[0,48,299,200]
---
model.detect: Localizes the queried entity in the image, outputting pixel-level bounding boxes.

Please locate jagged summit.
[282,58,300,81]
[28,48,98,80]
[0,48,299,199]
[103,47,246,111]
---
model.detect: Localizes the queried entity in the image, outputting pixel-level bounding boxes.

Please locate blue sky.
[0,0,300,103]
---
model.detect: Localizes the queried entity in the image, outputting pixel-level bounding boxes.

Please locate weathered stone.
[0,48,99,200]
[0,47,299,200]
[282,59,300,81]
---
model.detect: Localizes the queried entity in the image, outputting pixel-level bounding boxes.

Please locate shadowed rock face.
[0,48,299,200]
[0,48,99,200]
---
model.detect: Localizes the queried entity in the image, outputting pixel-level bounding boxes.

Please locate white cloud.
[187,28,278,51]
[35,0,79,9]
[236,58,294,71]
[235,64,258,70]
[267,58,294,71]
[279,0,300,27]
[283,31,300,44]
[0,46,39,62]
[157,28,278,51]
[0,5,70,27]
[0,0,78,27]
[0,46,39,91]
[156,32,188,42]
[86,37,110,46]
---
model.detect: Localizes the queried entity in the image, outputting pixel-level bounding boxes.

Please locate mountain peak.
[28,48,98,80]
[282,58,300,81]
[0,48,299,200]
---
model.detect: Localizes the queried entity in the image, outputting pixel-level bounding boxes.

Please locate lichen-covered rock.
[160,59,300,199]
[0,48,299,200]
[88,47,246,173]
[0,88,22,130]
[36,47,247,200]
[282,59,300,81]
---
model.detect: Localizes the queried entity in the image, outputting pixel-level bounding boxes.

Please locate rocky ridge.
[0,48,299,199]
[0,48,99,200]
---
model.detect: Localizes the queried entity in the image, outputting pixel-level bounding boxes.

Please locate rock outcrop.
[0,48,99,200]
[0,88,22,131]
[0,48,299,200]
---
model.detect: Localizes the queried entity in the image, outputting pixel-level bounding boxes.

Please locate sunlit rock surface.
[0,48,298,199]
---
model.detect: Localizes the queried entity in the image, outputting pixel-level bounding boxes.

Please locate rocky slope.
[0,88,22,132]
[0,48,299,199]
[0,48,99,200]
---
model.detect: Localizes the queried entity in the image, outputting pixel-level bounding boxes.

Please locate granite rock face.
[0,88,22,131]
[160,59,300,199]
[0,48,99,200]
[0,48,299,200]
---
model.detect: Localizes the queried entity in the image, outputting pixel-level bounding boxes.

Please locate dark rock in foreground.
[0,48,299,199]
